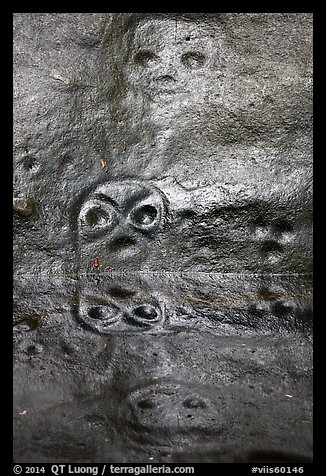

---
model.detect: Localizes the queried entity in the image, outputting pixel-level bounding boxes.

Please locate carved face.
[76,180,167,270]
[127,19,220,99]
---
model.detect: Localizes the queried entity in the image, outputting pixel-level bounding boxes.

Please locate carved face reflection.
[76,180,167,268]
[77,289,165,334]
[127,19,218,98]
[72,274,167,334]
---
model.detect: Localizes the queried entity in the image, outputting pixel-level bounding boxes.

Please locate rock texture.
[13,13,313,463]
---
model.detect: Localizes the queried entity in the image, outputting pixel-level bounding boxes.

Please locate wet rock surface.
[13,13,313,463]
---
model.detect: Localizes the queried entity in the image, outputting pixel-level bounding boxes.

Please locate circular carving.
[134,50,160,68]
[78,199,118,239]
[127,304,162,327]
[131,204,158,228]
[181,51,206,69]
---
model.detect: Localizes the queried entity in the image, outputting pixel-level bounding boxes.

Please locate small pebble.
[13,197,35,217]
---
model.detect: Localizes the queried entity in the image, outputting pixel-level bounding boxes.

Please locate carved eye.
[133,205,157,226]
[77,301,123,333]
[181,51,206,69]
[183,397,207,409]
[84,207,108,227]
[87,306,120,323]
[134,50,160,68]
[127,304,162,328]
[79,200,117,238]
[130,203,161,232]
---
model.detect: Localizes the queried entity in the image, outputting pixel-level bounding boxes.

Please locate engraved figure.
[73,179,168,272]
[125,17,224,103]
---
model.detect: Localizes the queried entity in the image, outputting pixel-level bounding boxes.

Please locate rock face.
[13,13,313,463]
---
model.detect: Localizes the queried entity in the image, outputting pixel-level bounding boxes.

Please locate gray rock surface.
[13,13,313,463]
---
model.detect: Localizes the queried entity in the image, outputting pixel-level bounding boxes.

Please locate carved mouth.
[110,236,137,251]
[154,75,177,84]
[151,75,179,94]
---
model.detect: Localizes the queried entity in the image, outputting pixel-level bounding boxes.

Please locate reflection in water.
[13,273,312,462]
[12,272,313,338]
[71,272,312,337]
